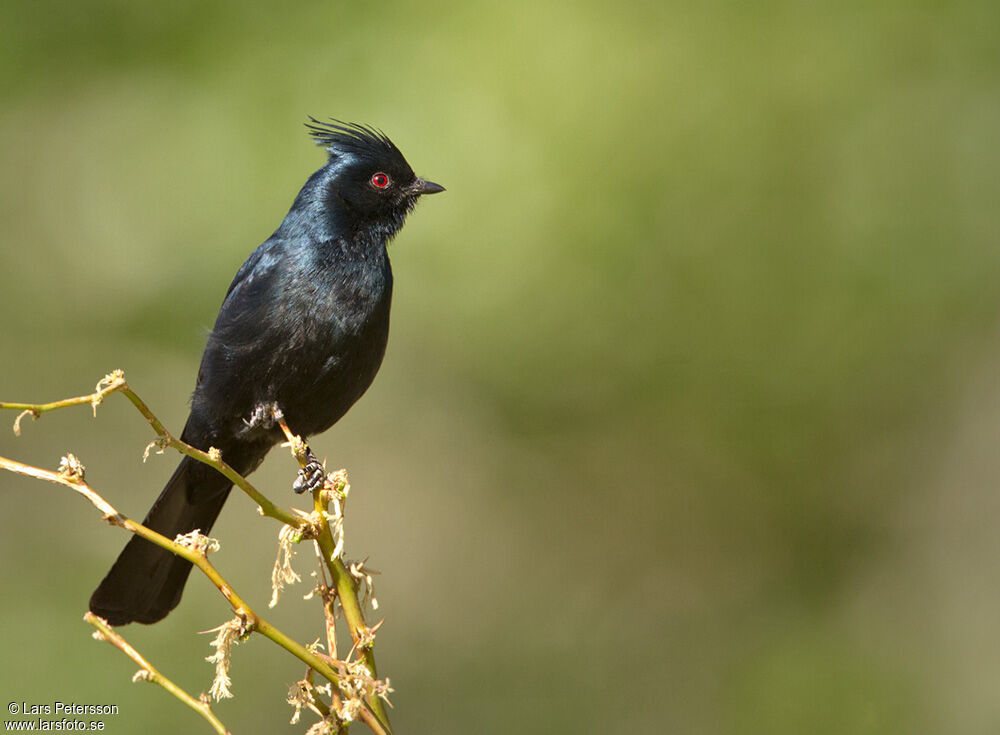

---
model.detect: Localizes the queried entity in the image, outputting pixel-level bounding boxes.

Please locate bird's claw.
[243,401,281,432]
[293,451,326,495]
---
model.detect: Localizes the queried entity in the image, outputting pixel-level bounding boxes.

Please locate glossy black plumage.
[89,120,443,625]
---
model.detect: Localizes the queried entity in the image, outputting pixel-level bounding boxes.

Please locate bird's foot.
[293,448,326,495]
[243,402,282,432]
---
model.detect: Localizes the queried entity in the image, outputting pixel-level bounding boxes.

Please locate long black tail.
[89,456,232,625]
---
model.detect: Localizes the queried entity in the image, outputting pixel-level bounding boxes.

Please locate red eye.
[371,173,390,189]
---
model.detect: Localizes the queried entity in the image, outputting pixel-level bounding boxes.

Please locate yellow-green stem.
[277,416,392,735]
[85,612,230,735]
[2,374,393,735]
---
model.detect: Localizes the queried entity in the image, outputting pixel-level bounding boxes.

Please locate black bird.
[89,119,444,625]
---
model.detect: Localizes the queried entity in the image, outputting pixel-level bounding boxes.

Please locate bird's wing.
[222,239,282,302]
[192,240,288,394]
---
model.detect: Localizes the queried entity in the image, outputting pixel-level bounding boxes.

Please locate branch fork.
[1,371,393,735]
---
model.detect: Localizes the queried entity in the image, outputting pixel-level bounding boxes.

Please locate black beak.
[412,178,445,195]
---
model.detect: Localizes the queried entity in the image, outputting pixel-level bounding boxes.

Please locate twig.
[0,371,124,435]
[275,416,392,734]
[1,371,302,526]
[0,454,354,689]
[1,373,394,735]
[84,612,230,735]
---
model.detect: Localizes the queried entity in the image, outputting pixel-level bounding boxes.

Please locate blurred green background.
[1,1,999,733]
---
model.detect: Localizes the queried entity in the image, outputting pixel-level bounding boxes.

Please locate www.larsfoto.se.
[5,720,107,732]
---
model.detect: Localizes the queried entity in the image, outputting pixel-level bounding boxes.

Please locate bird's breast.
[271,254,393,436]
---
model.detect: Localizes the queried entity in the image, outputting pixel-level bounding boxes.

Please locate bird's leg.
[292,447,326,495]
[260,403,325,495]
[243,401,281,434]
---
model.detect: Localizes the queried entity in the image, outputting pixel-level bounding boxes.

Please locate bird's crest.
[305,117,402,162]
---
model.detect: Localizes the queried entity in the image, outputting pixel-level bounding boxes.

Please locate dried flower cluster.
[174,529,221,555]
[57,453,86,482]
[1,373,395,734]
[270,523,304,607]
[335,658,393,723]
[204,616,250,701]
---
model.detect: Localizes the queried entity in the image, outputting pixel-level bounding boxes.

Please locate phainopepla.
[89,119,444,625]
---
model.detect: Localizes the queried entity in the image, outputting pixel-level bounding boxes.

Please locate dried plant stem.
[1,371,300,526]
[0,454,335,673]
[117,376,301,526]
[84,612,230,735]
[0,451,390,735]
[276,416,392,733]
[304,668,334,719]
[1,373,394,735]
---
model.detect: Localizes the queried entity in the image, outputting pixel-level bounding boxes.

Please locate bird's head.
[304,118,444,240]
